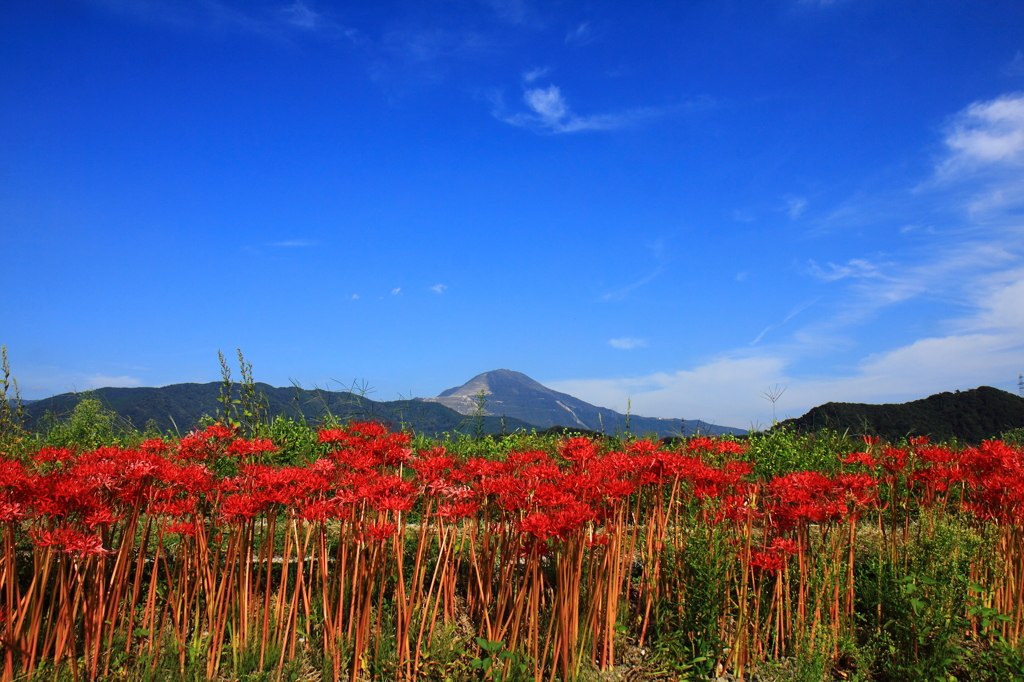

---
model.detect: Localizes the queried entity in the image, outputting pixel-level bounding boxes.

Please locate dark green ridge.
[774,386,1024,445]
[20,382,535,438]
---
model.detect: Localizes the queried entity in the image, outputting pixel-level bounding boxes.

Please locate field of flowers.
[3,400,1024,682]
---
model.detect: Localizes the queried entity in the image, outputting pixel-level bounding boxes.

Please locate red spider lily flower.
[434,501,480,521]
[162,463,216,495]
[862,435,880,446]
[505,450,551,471]
[83,506,122,529]
[750,537,798,574]
[299,499,344,523]
[357,474,416,512]
[833,473,878,509]
[686,437,717,453]
[204,423,236,440]
[714,440,749,456]
[916,445,956,465]
[317,428,348,444]
[769,537,798,555]
[843,451,876,468]
[32,446,75,465]
[411,450,457,487]
[226,438,279,457]
[140,438,171,454]
[165,521,199,537]
[175,433,217,462]
[218,493,267,522]
[750,551,787,574]
[725,461,754,478]
[0,460,32,506]
[767,471,849,529]
[561,437,599,468]
[533,481,575,510]
[151,497,199,517]
[878,446,909,474]
[32,526,111,557]
[907,436,931,446]
[0,501,25,523]
[309,458,337,476]
[519,512,555,541]
[627,440,659,456]
[363,522,397,543]
[348,422,389,438]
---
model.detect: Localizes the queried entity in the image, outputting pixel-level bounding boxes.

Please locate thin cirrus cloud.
[552,92,1024,427]
[602,267,662,301]
[608,337,647,350]
[86,374,142,389]
[565,22,593,45]
[430,284,448,294]
[268,240,315,247]
[522,66,551,83]
[1003,52,1024,77]
[492,85,661,134]
[89,0,339,36]
[750,298,820,345]
[786,197,808,219]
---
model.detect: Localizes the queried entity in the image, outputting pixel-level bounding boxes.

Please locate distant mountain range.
[421,369,743,437]
[18,369,743,438]
[20,370,1019,444]
[20,383,535,437]
[776,386,1024,444]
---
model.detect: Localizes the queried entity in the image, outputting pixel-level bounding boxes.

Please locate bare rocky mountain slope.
[422,369,744,437]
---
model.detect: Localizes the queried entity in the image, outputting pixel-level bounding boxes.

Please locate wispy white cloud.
[492,85,661,134]
[551,278,1024,427]
[787,196,808,219]
[391,288,401,295]
[552,92,1024,428]
[382,28,492,64]
[750,299,819,345]
[608,337,647,350]
[350,294,359,300]
[481,0,533,26]
[522,66,550,83]
[268,240,315,247]
[565,22,592,45]
[86,374,143,389]
[808,258,887,282]
[938,93,1024,174]
[88,0,344,38]
[281,1,329,31]
[1002,51,1024,77]
[431,284,448,294]
[602,267,662,301]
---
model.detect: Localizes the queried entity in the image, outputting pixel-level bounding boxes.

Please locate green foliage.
[42,395,134,450]
[743,426,855,478]
[0,345,28,453]
[469,639,530,682]
[858,518,983,681]
[648,528,728,679]
[1002,426,1024,446]
[470,389,489,441]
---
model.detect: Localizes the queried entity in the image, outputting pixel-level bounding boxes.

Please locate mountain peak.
[424,369,743,437]
[436,369,552,400]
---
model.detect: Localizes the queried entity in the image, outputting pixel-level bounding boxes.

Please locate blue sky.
[2,0,1023,429]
